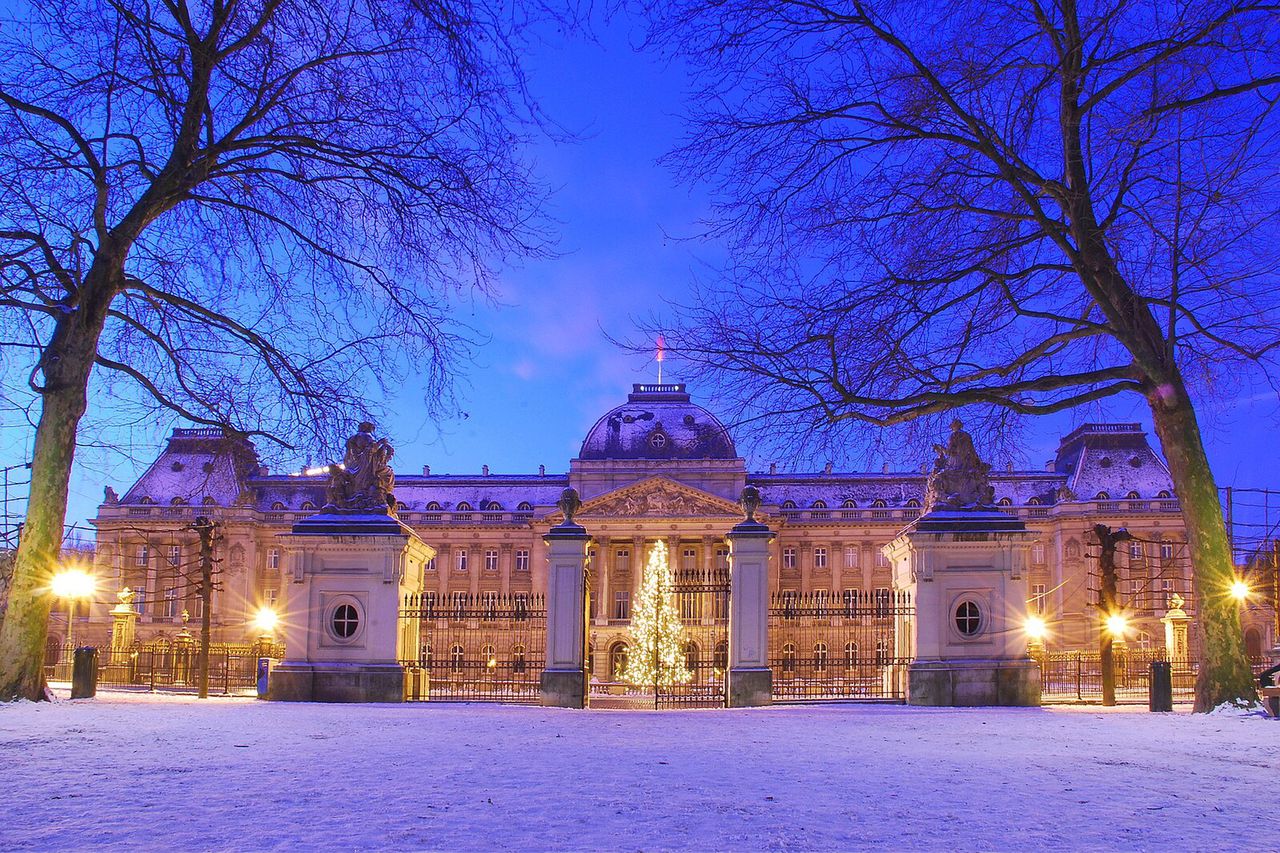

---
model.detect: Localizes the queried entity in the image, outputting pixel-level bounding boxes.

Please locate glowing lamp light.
[486,657,497,669]
[1024,616,1047,641]
[51,568,95,600]
[1105,614,1128,637]
[251,606,279,634]
[1230,579,1250,602]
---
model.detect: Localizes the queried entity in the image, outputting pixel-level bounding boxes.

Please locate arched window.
[1094,492,1109,501]
[781,642,798,673]
[905,498,921,508]
[512,644,527,674]
[396,501,408,512]
[844,641,859,669]
[201,496,217,506]
[484,501,502,511]
[609,642,629,680]
[421,644,433,669]
[841,499,857,508]
[450,644,465,672]
[481,644,496,670]
[997,497,1012,507]
[713,641,728,671]
[812,642,828,673]
[170,497,187,506]
[300,501,316,510]
[684,641,700,678]
[271,501,286,510]
[871,499,887,508]
[781,500,797,509]
[1027,497,1041,506]
[517,501,533,512]
[456,501,473,512]
[874,640,889,666]
[1157,490,1172,499]
[811,500,827,509]
[138,496,155,505]
[1125,491,1140,500]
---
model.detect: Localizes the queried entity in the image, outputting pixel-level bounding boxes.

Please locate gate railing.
[399,592,547,703]
[768,590,914,702]
[1036,649,1273,704]
[44,639,281,694]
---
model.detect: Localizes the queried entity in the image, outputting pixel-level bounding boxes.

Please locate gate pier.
[540,489,592,708]
[727,487,774,707]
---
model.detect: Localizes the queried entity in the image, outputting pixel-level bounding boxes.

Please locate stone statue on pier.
[323,422,397,514]
[923,419,995,512]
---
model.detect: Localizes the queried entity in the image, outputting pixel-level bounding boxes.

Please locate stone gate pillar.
[540,488,591,709]
[727,486,774,708]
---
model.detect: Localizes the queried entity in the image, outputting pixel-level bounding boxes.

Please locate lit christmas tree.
[620,540,692,689]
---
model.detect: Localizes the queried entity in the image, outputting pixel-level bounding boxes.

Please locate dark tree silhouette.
[638,0,1280,709]
[0,0,556,700]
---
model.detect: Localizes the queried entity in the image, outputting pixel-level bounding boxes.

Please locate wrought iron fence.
[44,639,281,694]
[399,592,547,703]
[1036,649,1274,704]
[768,590,914,702]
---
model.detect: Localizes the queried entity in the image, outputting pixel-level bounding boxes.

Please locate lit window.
[783,548,797,569]
[515,549,530,572]
[715,547,729,570]
[682,547,696,571]
[484,549,499,572]
[814,547,828,570]
[481,644,496,668]
[613,590,631,620]
[455,549,468,572]
[1032,583,1046,615]
[615,549,631,573]
[844,546,858,570]
[955,601,982,636]
[265,588,279,608]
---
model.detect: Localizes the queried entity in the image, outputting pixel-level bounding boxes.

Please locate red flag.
[656,335,666,363]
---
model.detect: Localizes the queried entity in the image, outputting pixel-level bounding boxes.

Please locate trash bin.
[1149,660,1172,712]
[71,647,98,699]
[256,657,275,699]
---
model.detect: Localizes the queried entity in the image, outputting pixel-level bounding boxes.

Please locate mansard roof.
[578,384,738,461]
[1054,424,1174,499]
[121,428,258,505]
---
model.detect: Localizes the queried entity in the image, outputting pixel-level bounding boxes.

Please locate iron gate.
[400,592,546,703]
[590,567,730,709]
[768,590,913,702]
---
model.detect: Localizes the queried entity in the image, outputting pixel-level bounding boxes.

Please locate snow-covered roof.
[578,384,737,461]
[1055,424,1174,499]
[121,428,257,505]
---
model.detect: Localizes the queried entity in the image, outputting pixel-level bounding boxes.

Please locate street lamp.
[251,606,279,657]
[1105,613,1128,639]
[1230,578,1250,603]
[1024,616,1047,653]
[50,568,96,650]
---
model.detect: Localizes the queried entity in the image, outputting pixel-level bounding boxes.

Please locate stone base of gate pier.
[540,668,586,709]
[269,662,408,703]
[907,658,1040,707]
[728,666,772,708]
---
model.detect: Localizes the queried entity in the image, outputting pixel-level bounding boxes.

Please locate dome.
[579,384,737,461]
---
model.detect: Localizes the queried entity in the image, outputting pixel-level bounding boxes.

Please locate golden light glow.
[1105,614,1128,637]
[251,606,279,634]
[1024,616,1047,641]
[1230,579,1250,602]
[486,657,497,669]
[51,568,95,600]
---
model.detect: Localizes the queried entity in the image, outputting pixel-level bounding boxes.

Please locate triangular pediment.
[560,477,746,520]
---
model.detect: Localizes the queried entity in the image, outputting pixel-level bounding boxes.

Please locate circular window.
[954,601,982,637]
[649,433,667,450]
[331,603,360,639]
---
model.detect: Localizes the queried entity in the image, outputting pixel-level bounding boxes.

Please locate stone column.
[540,491,591,709]
[109,597,138,663]
[595,538,611,625]
[727,487,775,707]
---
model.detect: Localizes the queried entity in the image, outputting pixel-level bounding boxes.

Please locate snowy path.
[1,692,1276,851]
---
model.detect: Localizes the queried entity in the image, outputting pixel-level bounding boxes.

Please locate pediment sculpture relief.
[581,481,740,518]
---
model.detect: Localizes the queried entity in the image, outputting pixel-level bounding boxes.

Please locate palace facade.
[79,382,1274,674]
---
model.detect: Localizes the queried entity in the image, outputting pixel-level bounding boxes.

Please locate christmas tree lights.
[620,540,692,689]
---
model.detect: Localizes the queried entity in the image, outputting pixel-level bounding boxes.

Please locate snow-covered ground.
[2,691,1276,851]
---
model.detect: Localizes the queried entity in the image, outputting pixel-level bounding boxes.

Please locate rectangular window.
[1129,542,1143,560]
[167,545,181,566]
[267,547,280,570]
[451,592,467,618]
[680,591,702,621]
[426,557,437,573]
[1031,543,1046,564]
[135,544,149,567]
[163,586,179,619]
[265,587,279,608]
[515,549,530,573]
[484,549,499,572]
[613,590,631,621]
[715,547,729,570]
[782,548,797,570]
[813,589,829,615]
[844,546,858,570]
[874,550,890,569]
[1032,583,1046,615]
[132,587,147,615]
[1160,541,1174,560]
[1161,578,1173,608]
[682,547,696,571]
[615,549,631,574]
[455,549,468,573]
[814,547,828,570]
[874,587,891,616]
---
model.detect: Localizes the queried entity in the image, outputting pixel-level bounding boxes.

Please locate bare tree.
[0,0,557,700]
[637,0,1280,709]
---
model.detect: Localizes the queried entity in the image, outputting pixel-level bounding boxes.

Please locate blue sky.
[3,14,1278,535]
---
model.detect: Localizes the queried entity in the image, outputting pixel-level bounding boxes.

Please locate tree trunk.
[0,262,117,701]
[1146,377,1257,711]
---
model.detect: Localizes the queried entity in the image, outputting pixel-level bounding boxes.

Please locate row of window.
[434,549,531,573]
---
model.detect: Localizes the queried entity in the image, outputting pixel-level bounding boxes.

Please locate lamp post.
[50,568,96,650]
[251,606,279,657]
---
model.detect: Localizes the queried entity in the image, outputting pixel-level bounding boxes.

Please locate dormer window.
[1125,491,1140,499]
[1095,492,1109,501]
[271,501,286,510]
[997,497,1012,507]
[905,498,921,508]
[301,501,316,510]
[842,499,857,508]
[871,499,887,508]
[517,502,533,512]
[426,501,442,511]
[456,501,473,511]
[170,497,187,506]
[781,500,797,509]
[811,500,827,509]
[139,496,155,505]
[201,496,217,506]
